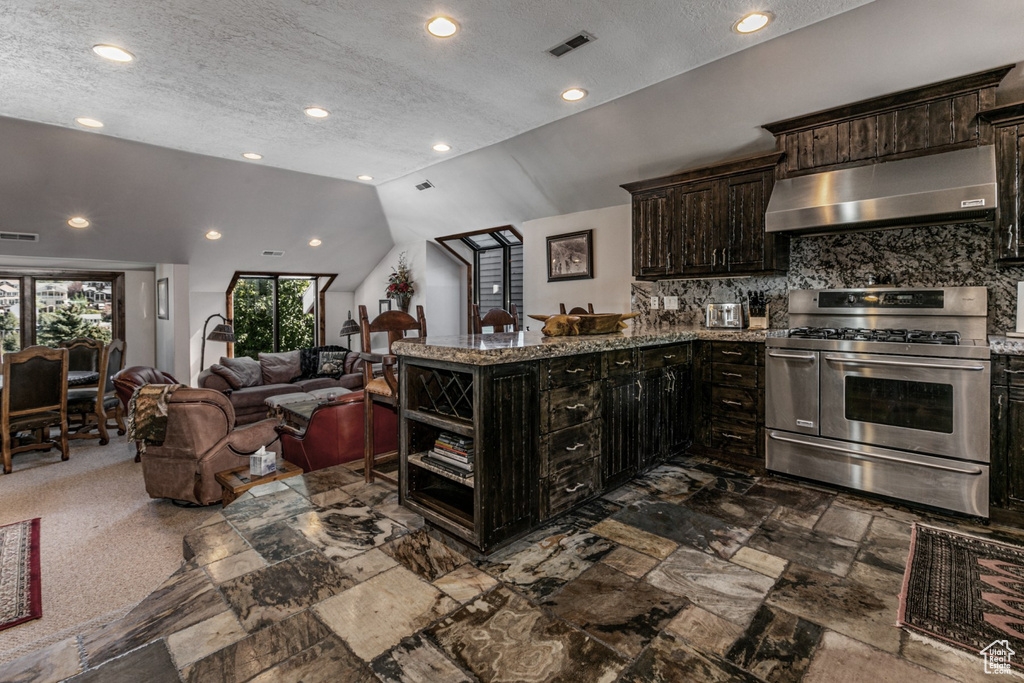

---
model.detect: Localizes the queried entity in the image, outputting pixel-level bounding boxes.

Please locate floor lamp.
[200,314,236,370]
[340,310,360,348]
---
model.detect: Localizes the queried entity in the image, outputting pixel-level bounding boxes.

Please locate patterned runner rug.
[0,518,42,632]
[899,523,1024,669]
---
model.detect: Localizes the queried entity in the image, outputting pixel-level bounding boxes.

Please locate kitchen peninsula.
[392,326,767,551]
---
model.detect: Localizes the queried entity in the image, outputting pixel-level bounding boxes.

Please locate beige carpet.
[0,437,213,665]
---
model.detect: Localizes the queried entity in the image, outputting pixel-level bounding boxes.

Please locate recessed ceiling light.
[308,238,322,247]
[432,143,451,152]
[67,217,90,229]
[242,152,263,160]
[357,174,374,181]
[304,106,330,119]
[734,12,772,34]
[561,88,588,102]
[92,44,134,62]
[426,16,459,38]
[75,117,104,129]
[205,230,222,240]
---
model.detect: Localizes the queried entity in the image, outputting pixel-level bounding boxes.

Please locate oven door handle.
[822,355,986,372]
[767,431,985,475]
[767,351,817,360]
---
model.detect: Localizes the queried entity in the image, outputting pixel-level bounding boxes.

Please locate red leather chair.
[276,391,398,473]
[113,366,180,461]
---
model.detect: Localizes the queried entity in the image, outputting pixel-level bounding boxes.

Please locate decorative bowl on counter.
[528,312,639,336]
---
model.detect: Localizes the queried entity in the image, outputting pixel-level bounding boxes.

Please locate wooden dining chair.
[471,303,519,334]
[358,304,427,484]
[1,346,69,474]
[558,303,595,315]
[66,339,125,444]
[59,337,101,373]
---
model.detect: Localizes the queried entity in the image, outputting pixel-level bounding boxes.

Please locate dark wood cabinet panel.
[765,65,1010,178]
[691,340,764,470]
[632,189,678,278]
[623,153,786,280]
[981,103,1024,263]
[541,382,602,432]
[602,372,643,489]
[989,355,1024,517]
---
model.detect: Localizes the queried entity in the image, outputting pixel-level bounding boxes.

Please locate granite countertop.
[393,325,774,365]
[990,335,1024,356]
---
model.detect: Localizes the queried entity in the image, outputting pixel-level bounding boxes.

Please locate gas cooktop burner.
[788,327,962,345]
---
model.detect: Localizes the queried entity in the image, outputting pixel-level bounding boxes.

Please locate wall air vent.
[548,31,595,57]
[0,231,39,242]
[415,180,434,191]
[261,250,285,257]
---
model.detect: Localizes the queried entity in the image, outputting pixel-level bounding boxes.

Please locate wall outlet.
[650,296,659,310]
[664,296,679,310]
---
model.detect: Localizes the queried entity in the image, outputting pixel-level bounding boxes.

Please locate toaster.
[706,303,746,328]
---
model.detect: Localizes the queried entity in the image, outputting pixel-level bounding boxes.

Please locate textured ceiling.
[0,0,872,184]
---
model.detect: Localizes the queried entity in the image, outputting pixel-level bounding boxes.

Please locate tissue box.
[250,450,277,478]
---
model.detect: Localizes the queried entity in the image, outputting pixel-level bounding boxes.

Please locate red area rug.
[899,523,1024,669]
[0,518,42,632]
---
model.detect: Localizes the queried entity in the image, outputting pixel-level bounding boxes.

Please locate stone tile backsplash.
[633,223,1024,335]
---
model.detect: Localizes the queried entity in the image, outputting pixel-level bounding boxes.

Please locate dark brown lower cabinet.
[991,354,1024,516]
[691,340,765,470]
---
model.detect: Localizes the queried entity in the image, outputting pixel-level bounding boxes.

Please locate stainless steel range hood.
[765,146,997,234]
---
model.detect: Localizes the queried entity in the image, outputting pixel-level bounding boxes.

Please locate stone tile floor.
[4,456,1020,682]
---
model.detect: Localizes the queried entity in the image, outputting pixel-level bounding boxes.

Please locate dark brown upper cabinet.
[763,65,1013,178]
[981,101,1024,263]
[622,152,786,280]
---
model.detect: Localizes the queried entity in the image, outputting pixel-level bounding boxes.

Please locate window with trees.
[0,270,124,351]
[227,273,335,359]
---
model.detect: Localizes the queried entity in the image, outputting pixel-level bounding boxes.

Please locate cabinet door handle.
[722,433,743,440]
[721,372,742,377]
[565,368,586,374]
[721,350,743,356]
[663,354,676,360]
[636,379,643,401]
[615,360,631,366]
[1005,369,1024,375]
[565,403,586,410]
[712,248,717,267]
[722,399,743,406]
[565,443,585,452]
[565,483,585,493]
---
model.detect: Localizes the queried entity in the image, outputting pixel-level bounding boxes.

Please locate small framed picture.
[156,278,169,320]
[379,299,392,315]
[546,230,593,282]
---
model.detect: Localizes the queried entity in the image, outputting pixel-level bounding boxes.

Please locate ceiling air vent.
[261,250,285,257]
[416,180,434,191]
[548,31,595,57]
[0,231,39,243]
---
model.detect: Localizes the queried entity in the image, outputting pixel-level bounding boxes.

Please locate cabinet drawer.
[993,355,1024,388]
[710,419,758,457]
[543,354,601,390]
[542,382,602,433]
[542,422,601,478]
[546,458,600,517]
[711,385,758,418]
[603,349,638,378]
[711,342,757,365]
[712,362,758,389]
[642,344,690,370]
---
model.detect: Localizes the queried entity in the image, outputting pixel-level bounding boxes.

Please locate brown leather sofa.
[198,349,364,425]
[277,391,397,472]
[138,387,278,505]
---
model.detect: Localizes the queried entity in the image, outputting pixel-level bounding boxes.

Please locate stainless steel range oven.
[765,287,990,516]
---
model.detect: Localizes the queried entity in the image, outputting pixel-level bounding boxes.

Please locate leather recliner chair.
[113,366,180,462]
[137,387,278,505]
[276,391,397,473]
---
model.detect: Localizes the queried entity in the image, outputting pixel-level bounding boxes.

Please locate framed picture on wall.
[157,278,169,320]
[379,299,392,316]
[546,229,593,282]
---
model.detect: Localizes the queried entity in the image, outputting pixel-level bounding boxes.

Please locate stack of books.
[424,432,474,479]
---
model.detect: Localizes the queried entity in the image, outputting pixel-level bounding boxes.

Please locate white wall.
[425,241,465,337]
[323,289,357,348]
[189,291,226,385]
[522,204,633,329]
[123,270,156,368]
[155,263,190,381]
[354,241,428,351]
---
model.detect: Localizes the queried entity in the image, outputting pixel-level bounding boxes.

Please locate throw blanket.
[128,384,184,452]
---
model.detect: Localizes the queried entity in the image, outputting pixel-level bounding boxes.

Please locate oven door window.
[844,377,954,433]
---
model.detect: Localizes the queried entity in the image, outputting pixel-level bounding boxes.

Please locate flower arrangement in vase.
[386,251,415,312]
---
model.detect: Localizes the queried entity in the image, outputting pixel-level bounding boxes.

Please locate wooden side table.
[216,459,303,507]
